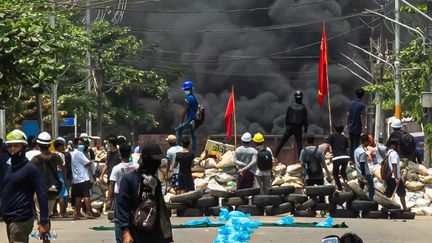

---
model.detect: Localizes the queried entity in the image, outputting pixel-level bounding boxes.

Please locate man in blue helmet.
[176,80,198,154]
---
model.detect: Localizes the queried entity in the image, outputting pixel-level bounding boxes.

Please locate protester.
[252,133,275,194]
[107,143,139,243]
[117,135,127,146]
[347,88,366,160]
[53,137,69,218]
[0,142,10,212]
[82,138,96,185]
[117,142,173,243]
[174,137,195,194]
[299,135,332,190]
[385,138,407,210]
[31,132,64,217]
[176,80,198,154]
[275,90,308,157]
[235,132,258,189]
[25,135,40,161]
[365,134,377,166]
[354,133,374,201]
[375,137,387,165]
[326,125,350,191]
[70,138,94,218]
[165,135,182,193]
[387,119,417,163]
[100,135,121,183]
[0,130,50,243]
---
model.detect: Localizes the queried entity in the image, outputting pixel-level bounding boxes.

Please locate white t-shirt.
[109,162,139,194]
[26,150,41,161]
[71,150,90,184]
[166,146,182,174]
[387,149,401,179]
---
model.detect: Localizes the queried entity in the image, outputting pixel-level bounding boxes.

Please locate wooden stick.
[233,85,238,148]
[327,72,333,134]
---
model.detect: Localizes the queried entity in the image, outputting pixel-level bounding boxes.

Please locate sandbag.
[194,178,208,191]
[421,207,432,215]
[371,166,382,181]
[405,181,425,191]
[164,193,175,203]
[419,175,432,184]
[192,172,205,179]
[347,171,358,181]
[418,165,429,176]
[286,164,302,174]
[192,165,205,172]
[207,179,227,192]
[222,166,237,175]
[216,172,235,183]
[272,176,285,186]
[282,182,304,189]
[425,187,432,200]
[216,151,236,168]
[374,181,385,192]
[415,198,431,207]
[273,163,286,175]
[283,175,303,184]
[200,158,217,168]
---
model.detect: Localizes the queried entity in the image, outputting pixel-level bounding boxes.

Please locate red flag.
[318,23,328,108]
[224,88,235,139]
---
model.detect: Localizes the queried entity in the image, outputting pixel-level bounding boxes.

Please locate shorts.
[6,217,34,243]
[72,181,91,198]
[171,173,180,190]
[385,178,406,197]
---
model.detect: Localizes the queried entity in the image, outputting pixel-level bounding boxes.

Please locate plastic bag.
[201,158,218,169]
[208,179,228,192]
[185,217,211,226]
[275,216,295,225]
[217,151,236,168]
[216,172,236,183]
[316,217,334,228]
[415,198,431,207]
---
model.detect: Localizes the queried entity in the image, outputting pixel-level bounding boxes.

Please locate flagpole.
[327,78,333,134]
[232,85,238,148]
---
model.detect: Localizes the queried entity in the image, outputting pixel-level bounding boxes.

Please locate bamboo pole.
[327,79,333,134]
[233,85,238,148]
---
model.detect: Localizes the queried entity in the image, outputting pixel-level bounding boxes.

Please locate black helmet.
[294,90,303,99]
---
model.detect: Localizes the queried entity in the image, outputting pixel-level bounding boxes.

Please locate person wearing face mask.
[70,138,94,218]
[176,80,199,154]
[99,135,121,184]
[275,90,308,158]
[0,130,50,243]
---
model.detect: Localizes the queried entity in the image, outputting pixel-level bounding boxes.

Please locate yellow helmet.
[253,133,264,143]
[5,129,28,145]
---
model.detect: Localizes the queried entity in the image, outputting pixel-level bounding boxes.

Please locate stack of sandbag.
[281,164,304,191]
[90,183,108,210]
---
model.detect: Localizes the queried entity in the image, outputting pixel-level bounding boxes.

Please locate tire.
[297,198,318,210]
[265,202,293,216]
[235,188,261,197]
[350,200,378,212]
[284,194,308,204]
[166,202,189,210]
[347,181,369,200]
[268,186,296,196]
[237,205,264,216]
[204,206,233,216]
[362,211,388,219]
[177,208,204,217]
[252,195,282,207]
[294,210,316,217]
[330,209,358,218]
[194,197,219,208]
[333,191,355,205]
[305,185,335,197]
[210,190,234,198]
[222,197,248,207]
[170,190,203,203]
[315,203,336,211]
[373,192,401,210]
[389,212,415,220]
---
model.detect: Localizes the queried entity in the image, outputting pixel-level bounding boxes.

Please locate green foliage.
[400,5,427,13]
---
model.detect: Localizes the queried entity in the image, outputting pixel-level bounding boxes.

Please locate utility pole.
[50,0,58,138]
[85,0,92,136]
[394,0,401,119]
[0,108,5,139]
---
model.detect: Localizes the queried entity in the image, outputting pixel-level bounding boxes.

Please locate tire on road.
[347,181,369,200]
[284,194,308,204]
[170,190,203,203]
[252,195,282,207]
[204,206,233,216]
[177,208,204,217]
[235,188,261,197]
[305,185,335,197]
[210,190,234,198]
[268,186,296,196]
[332,191,355,205]
[194,197,219,208]
[373,192,401,210]
[222,197,248,207]
[297,198,318,210]
[166,202,189,210]
[362,210,388,219]
[315,203,336,211]
[330,209,359,218]
[265,202,293,216]
[237,205,264,216]
[350,200,378,212]
[389,212,415,220]
[294,210,316,217]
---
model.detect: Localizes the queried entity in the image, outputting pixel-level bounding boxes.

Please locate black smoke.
[117,0,379,135]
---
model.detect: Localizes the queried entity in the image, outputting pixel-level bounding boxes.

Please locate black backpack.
[257,148,273,171]
[191,95,205,129]
[400,132,416,157]
[34,154,63,198]
[305,146,323,179]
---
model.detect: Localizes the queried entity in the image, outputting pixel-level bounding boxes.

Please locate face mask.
[78,145,85,152]
[185,90,191,96]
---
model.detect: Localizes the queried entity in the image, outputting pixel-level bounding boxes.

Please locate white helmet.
[5,129,28,145]
[241,132,252,142]
[391,119,403,129]
[80,133,89,138]
[37,132,52,145]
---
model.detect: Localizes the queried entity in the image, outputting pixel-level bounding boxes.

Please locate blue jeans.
[359,174,375,201]
[176,119,197,154]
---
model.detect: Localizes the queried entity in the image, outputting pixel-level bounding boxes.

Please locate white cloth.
[387,148,401,179]
[26,150,41,161]
[71,150,90,184]
[166,146,182,174]
[109,162,139,194]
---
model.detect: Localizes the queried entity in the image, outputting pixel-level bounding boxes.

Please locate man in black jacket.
[275,90,308,157]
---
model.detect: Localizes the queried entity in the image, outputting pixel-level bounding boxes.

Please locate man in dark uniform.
[275,90,308,157]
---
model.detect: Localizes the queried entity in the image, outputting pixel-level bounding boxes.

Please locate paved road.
[1,215,432,242]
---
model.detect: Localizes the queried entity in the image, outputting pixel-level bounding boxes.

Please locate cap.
[165,135,177,143]
[141,142,164,160]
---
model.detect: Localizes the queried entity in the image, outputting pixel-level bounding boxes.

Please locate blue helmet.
[182,80,194,90]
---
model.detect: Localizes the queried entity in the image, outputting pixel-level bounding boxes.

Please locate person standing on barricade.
[235,132,257,189]
[176,80,199,154]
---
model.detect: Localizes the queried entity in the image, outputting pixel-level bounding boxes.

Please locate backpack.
[191,95,205,129]
[380,151,393,181]
[132,174,158,231]
[305,146,322,179]
[400,132,416,157]
[257,148,273,171]
[34,154,63,198]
